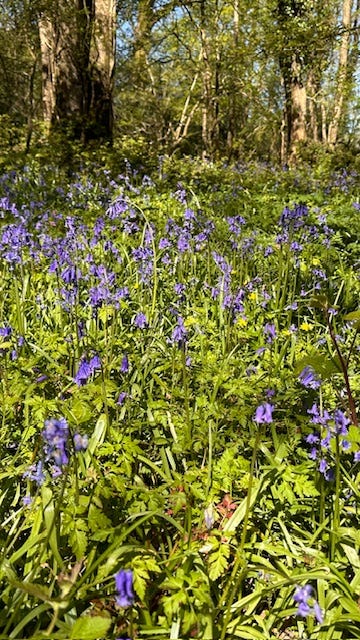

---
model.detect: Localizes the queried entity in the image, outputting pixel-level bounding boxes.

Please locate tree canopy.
[0,0,358,164]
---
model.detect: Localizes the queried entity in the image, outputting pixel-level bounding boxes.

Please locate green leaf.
[84,413,107,464]
[208,541,230,581]
[41,485,63,567]
[69,523,88,560]
[70,616,111,639]
[295,354,341,379]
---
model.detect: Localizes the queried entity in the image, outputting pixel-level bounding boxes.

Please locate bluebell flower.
[117,391,128,405]
[134,312,147,329]
[174,283,186,297]
[74,355,101,385]
[114,569,134,607]
[170,316,187,348]
[298,366,321,389]
[42,417,69,468]
[73,433,88,451]
[23,460,45,486]
[159,237,171,250]
[334,409,350,435]
[264,323,276,343]
[293,584,323,624]
[254,403,274,424]
[204,505,215,529]
[121,355,129,373]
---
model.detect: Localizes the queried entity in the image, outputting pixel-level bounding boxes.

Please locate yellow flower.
[237,317,248,327]
[300,322,313,332]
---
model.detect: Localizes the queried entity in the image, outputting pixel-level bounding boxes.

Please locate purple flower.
[159,237,171,250]
[23,460,45,486]
[174,283,186,297]
[298,366,321,390]
[254,403,274,424]
[313,601,324,624]
[204,505,215,529]
[117,391,127,405]
[42,417,69,468]
[35,374,48,383]
[74,356,101,386]
[319,458,328,474]
[170,316,187,348]
[334,409,350,435]
[121,355,129,373]
[264,323,276,344]
[293,584,323,624]
[134,312,147,329]
[73,433,88,451]
[114,569,134,608]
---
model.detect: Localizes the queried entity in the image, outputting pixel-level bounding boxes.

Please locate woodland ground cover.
[0,160,360,639]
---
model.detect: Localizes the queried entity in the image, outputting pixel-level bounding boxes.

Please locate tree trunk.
[88,0,116,141]
[277,0,309,164]
[328,0,352,146]
[38,0,116,142]
[288,56,307,162]
[226,0,239,158]
[200,0,220,162]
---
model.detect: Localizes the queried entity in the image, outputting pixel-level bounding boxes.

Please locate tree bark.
[328,0,352,146]
[277,0,308,164]
[38,0,116,142]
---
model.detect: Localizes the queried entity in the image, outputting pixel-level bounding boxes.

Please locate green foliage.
[0,162,359,639]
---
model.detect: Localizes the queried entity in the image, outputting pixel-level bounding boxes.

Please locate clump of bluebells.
[23,417,88,488]
[306,404,352,479]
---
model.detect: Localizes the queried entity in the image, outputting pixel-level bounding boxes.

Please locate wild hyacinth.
[264,322,276,344]
[293,584,323,624]
[254,403,274,424]
[114,569,134,607]
[306,404,351,479]
[170,316,187,349]
[42,417,69,476]
[23,418,88,486]
[74,355,101,386]
[121,355,129,373]
[133,312,148,329]
[298,366,321,390]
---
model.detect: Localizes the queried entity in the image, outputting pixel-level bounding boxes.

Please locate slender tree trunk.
[288,56,307,161]
[200,0,221,161]
[307,70,319,143]
[88,0,116,141]
[328,0,352,146]
[227,0,239,158]
[134,0,154,72]
[279,52,307,164]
